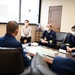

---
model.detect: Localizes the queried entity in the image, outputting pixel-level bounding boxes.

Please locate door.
[48,6,62,32]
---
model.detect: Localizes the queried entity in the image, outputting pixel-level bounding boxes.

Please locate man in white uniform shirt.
[20,20,32,44]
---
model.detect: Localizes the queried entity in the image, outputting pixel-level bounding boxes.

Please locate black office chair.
[0,47,31,75]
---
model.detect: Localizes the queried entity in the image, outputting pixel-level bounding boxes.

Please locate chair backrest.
[30,53,57,75]
[56,32,68,43]
[0,47,25,75]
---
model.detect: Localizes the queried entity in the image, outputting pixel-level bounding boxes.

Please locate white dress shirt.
[21,26,32,37]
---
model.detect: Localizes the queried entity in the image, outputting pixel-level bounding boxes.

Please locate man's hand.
[67,47,74,52]
[72,47,75,50]
[25,54,32,60]
[41,40,48,43]
[26,36,30,38]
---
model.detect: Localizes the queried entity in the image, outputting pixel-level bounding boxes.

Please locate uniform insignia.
[49,40,52,43]
[66,43,70,46]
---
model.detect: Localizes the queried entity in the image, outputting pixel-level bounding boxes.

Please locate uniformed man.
[61,25,75,52]
[51,56,75,75]
[0,21,31,67]
[39,24,56,48]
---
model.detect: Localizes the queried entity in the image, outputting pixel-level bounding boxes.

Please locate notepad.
[59,49,66,54]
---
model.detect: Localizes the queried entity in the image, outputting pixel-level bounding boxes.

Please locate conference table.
[22,43,75,64]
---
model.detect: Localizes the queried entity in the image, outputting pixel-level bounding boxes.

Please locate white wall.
[0,24,37,42]
[40,0,75,32]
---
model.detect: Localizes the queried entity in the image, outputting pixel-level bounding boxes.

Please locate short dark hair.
[71,25,75,29]
[24,20,29,23]
[6,21,19,33]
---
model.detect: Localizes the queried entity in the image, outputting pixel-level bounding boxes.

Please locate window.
[21,0,39,23]
[0,0,40,23]
[0,0,19,23]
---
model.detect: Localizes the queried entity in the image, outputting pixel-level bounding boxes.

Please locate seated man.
[51,56,75,75]
[53,26,75,75]
[61,25,75,52]
[0,21,31,67]
[20,20,32,44]
[39,24,56,48]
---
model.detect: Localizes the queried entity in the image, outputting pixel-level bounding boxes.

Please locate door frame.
[48,5,62,32]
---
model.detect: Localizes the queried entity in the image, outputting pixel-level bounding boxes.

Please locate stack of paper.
[59,49,66,54]
[25,46,38,54]
[37,46,58,57]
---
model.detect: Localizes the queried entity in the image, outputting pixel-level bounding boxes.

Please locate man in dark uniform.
[0,21,31,67]
[51,56,75,75]
[51,25,75,75]
[61,25,75,52]
[39,24,56,48]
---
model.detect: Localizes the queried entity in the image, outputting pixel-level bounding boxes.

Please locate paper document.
[37,46,58,57]
[31,42,38,46]
[59,49,66,54]
[24,46,38,54]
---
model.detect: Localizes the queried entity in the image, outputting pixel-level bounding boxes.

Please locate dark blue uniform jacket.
[51,56,75,75]
[39,30,56,48]
[0,33,31,66]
